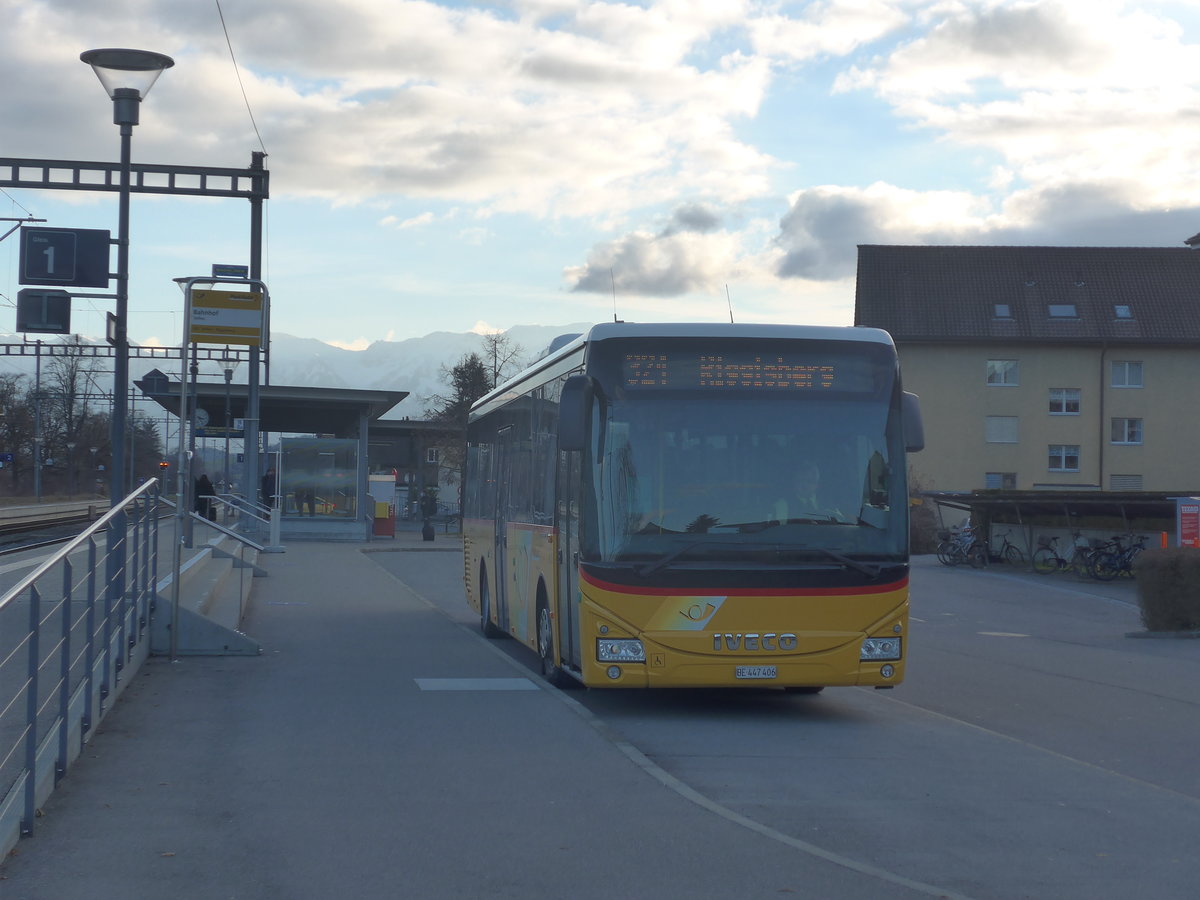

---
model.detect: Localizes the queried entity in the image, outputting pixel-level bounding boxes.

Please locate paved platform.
[0,530,907,900]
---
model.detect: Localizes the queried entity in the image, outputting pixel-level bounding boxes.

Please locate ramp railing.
[0,480,162,856]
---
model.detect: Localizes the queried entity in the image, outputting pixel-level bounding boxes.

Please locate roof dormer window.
[993,303,1012,319]
[1114,304,1133,319]
[1048,304,1077,318]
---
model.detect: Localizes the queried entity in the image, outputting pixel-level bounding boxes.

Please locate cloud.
[326,337,372,351]
[381,212,435,230]
[750,0,909,63]
[0,0,779,220]
[566,202,740,296]
[775,183,990,279]
[774,179,1200,282]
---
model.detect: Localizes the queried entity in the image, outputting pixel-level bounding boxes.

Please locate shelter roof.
[922,490,1190,525]
[135,369,407,437]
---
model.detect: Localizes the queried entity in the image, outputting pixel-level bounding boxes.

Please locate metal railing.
[0,480,162,852]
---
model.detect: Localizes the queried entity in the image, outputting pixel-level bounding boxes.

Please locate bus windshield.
[584,339,906,567]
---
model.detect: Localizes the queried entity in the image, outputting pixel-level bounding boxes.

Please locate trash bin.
[373,500,395,537]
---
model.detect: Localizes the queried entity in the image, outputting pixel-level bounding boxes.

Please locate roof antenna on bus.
[726,284,735,324]
[611,268,619,323]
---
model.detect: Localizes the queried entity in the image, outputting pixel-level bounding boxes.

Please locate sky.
[3,0,1200,351]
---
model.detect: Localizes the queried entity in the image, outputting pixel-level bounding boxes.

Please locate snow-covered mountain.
[0,323,597,419]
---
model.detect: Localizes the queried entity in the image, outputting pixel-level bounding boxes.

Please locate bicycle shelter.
[921,490,1179,564]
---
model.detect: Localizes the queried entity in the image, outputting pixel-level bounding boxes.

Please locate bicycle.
[1090,534,1147,581]
[1073,535,1117,580]
[991,529,1025,566]
[936,526,985,567]
[1032,535,1072,574]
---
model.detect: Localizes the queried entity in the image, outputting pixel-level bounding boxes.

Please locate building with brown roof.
[854,244,1200,495]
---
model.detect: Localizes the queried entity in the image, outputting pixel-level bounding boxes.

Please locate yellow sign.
[187,289,264,346]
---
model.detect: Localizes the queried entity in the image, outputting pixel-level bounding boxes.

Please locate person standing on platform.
[261,466,278,508]
[195,473,217,522]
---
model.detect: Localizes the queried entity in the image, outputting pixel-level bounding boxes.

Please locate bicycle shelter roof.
[921,490,1187,531]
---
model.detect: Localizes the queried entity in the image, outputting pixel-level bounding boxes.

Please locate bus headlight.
[597,638,646,663]
[861,637,902,661]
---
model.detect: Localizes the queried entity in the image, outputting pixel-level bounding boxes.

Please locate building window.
[1111,418,1143,445]
[1113,305,1133,319]
[1048,388,1080,415]
[1048,444,1080,472]
[987,359,1019,386]
[1110,474,1143,491]
[1048,304,1077,318]
[993,304,1012,319]
[985,472,1017,490]
[985,416,1018,443]
[425,448,439,464]
[1111,360,1143,388]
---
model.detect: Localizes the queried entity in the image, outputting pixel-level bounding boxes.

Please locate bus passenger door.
[493,426,513,635]
[555,450,581,669]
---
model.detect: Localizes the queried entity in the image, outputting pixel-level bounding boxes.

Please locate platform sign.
[19,227,111,288]
[16,288,72,333]
[186,289,264,346]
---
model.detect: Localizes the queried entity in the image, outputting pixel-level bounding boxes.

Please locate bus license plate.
[735,665,777,680]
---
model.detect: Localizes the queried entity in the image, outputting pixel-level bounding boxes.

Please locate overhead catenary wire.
[214,0,269,156]
[213,0,270,286]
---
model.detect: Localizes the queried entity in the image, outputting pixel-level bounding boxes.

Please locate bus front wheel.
[479,565,503,638]
[537,598,572,688]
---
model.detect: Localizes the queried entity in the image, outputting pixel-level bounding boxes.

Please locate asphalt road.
[2,540,1194,900]
[369,546,1200,900]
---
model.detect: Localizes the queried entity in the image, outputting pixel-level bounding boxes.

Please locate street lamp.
[80,48,173,509]
[81,47,173,605]
[219,349,239,496]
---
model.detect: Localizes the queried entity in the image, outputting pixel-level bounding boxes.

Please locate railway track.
[0,501,104,536]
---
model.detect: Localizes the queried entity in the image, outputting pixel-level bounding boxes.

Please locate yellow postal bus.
[463,323,923,690]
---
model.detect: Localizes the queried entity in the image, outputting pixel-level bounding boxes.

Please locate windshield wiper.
[633,540,715,577]
[810,547,881,578]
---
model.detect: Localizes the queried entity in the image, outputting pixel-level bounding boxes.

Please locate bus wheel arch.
[479,561,503,638]
[536,581,572,688]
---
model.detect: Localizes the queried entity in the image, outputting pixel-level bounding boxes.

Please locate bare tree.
[0,373,33,495]
[479,331,526,388]
[423,352,491,491]
[43,336,103,471]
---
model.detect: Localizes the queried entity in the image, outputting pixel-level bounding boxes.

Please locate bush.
[1132,548,1200,632]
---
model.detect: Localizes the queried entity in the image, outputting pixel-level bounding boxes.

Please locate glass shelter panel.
[280,437,359,518]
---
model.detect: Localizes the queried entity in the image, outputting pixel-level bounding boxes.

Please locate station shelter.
[136,369,413,541]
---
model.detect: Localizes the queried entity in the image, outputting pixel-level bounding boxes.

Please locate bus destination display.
[623,352,845,390]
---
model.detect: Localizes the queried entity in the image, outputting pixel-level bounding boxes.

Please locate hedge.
[1132,548,1200,632]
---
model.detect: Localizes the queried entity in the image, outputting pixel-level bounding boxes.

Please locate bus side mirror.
[559,375,595,452]
[903,391,924,453]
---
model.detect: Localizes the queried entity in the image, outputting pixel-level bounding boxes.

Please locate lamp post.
[81,47,173,604]
[80,48,173,508]
[219,349,239,495]
[66,441,76,499]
